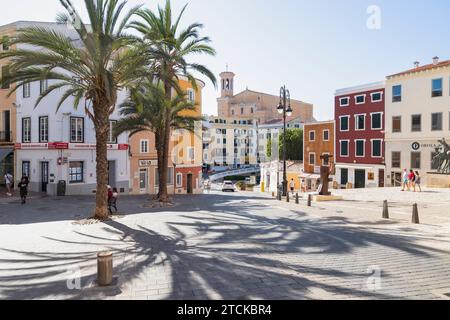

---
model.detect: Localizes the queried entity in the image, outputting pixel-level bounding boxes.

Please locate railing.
[209,165,261,182]
[0,131,12,143]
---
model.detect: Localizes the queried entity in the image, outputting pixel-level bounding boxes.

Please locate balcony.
[0,131,12,143]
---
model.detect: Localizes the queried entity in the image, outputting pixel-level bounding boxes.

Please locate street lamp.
[277,86,292,197]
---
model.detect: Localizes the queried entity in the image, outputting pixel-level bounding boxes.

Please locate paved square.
[1,187,450,300]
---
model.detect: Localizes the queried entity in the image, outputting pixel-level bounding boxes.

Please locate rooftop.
[387,58,450,78]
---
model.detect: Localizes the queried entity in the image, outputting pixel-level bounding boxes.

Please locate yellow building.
[0,25,17,185]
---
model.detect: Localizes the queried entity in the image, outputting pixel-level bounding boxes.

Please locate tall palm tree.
[0,0,146,219]
[114,81,202,200]
[128,0,216,201]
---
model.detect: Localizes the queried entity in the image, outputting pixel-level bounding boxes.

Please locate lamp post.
[277,86,293,197]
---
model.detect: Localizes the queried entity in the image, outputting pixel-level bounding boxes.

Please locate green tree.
[279,129,303,161]
[266,137,272,159]
[114,81,202,200]
[128,0,216,201]
[0,0,145,219]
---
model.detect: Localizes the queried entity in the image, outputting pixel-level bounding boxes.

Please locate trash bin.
[57,180,66,196]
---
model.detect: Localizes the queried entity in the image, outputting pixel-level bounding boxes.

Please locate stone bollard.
[97,252,113,286]
[272,192,275,198]
[286,193,290,203]
[296,193,299,204]
[382,200,389,219]
[412,203,420,224]
[307,194,312,207]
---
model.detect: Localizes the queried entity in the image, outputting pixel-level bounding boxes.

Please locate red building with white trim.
[334,82,386,188]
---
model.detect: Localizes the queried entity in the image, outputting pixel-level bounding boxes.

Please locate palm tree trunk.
[93,111,110,219]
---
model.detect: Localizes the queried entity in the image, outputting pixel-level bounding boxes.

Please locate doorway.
[41,162,49,192]
[391,172,402,187]
[139,169,148,194]
[187,174,193,194]
[355,169,366,189]
[378,169,385,188]
[340,168,348,185]
[108,161,116,187]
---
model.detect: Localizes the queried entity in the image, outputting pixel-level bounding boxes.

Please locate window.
[340,97,349,107]
[340,116,349,131]
[70,117,84,143]
[392,116,401,133]
[176,173,183,187]
[411,114,421,132]
[155,167,174,185]
[188,147,195,161]
[23,82,31,98]
[22,117,31,143]
[241,108,244,115]
[140,139,149,153]
[309,153,316,166]
[22,161,30,178]
[340,140,349,157]
[108,120,117,144]
[1,65,10,89]
[392,85,402,102]
[432,78,443,97]
[231,109,235,116]
[39,116,49,143]
[392,152,401,168]
[187,89,195,102]
[371,113,382,130]
[323,130,329,141]
[355,114,365,130]
[432,112,443,131]
[355,140,365,157]
[411,152,421,169]
[69,161,84,183]
[371,139,382,157]
[355,95,366,104]
[322,153,330,166]
[371,92,383,102]
[251,108,254,114]
[309,130,315,141]
[40,79,48,94]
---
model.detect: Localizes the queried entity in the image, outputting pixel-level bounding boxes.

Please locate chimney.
[433,56,439,65]
[414,61,420,68]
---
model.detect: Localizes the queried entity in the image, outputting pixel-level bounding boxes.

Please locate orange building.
[301,120,335,191]
[128,77,204,195]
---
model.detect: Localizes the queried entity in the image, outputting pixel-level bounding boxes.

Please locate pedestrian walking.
[290,178,295,195]
[4,172,13,196]
[401,169,409,191]
[414,171,422,192]
[408,169,415,191]
[18,177,29,204]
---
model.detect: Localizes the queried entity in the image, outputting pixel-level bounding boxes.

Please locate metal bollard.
[382,200,389,219]
[97,252,113,286]
[286,193,290,203]
[412,203,420,224]
[296,193,299,204]
[272,192,275,198]
[307,194,312,207]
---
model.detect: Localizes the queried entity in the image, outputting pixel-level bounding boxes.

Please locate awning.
[0,148,13,162]
[299,173,321,180]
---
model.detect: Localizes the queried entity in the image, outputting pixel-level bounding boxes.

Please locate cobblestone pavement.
[1,187,450,300]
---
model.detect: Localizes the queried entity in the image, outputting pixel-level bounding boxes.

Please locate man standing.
[4,172,13,197]
[289,178,296,195]
[401,169,409,192]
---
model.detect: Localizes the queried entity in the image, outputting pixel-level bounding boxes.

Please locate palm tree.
[114,81,202,200]
[128,0,216,201]
[0,0,146,219]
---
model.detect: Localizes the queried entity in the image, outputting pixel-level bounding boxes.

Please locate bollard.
[272,192,275,198]
[307,194,312,207]
[382,200,389,219]
[286,193,290,203]
[412,203,420,224]
[97,251,113,286]
[296,193,299,204]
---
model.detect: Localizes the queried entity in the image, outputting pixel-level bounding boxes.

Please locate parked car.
[222,181,235,192]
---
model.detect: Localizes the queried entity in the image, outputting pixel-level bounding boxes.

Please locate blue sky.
[1,0,450,120]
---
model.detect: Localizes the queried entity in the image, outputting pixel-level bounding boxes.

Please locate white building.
[385,57,450,186]
[5,21,130,195]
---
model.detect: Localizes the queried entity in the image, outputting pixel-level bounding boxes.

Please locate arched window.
[251,108,254,114]
[231,109,235,116]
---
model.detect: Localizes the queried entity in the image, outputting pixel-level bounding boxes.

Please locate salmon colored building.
[128,77,205,195]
